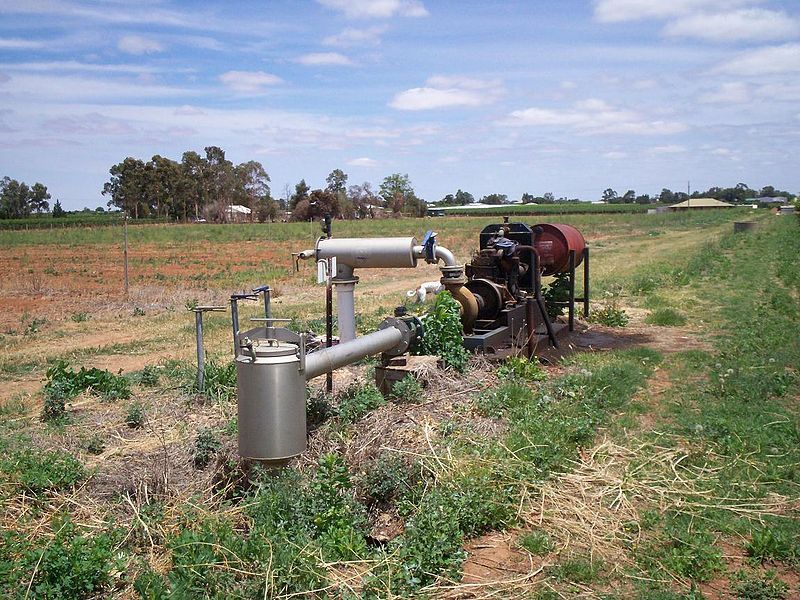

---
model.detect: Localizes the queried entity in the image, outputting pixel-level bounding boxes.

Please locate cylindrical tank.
[236,341,306,462]
[316,237,418,269]
[533,223,586,275]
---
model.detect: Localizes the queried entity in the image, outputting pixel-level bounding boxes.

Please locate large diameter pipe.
[304,326,403,380]
[317,237,418,269]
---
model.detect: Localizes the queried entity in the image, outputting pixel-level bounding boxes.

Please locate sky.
[1,0,799,210]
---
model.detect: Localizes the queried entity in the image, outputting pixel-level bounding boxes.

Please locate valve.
[421,230,437,264]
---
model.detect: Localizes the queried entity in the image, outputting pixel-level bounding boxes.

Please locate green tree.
[620,189,636,204]
[658,188,675,204]
[289,179,310,211]
[235,160,271,222]
[29,182,51,213]
[52,199,65,218]
[102,157,148,218]
[480,193,507,205]
[601,188,618,203]
[325,169,348,196]
[181,151,206,220]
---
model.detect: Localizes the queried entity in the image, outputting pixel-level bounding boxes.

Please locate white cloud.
[664,9,798,42]
[174,105,206,116]
[698,82,751,104]
[0,73,192,101]
[118,35,164,55]
[651,144,687,153]
[323,26,387,47]
[317,0,428,19]
[593,0,755,23]
[711,147,732,155]
[0,37,44,49]
[0,61,191,74]
[602,151,628,159]
[295,52,353,66]
[715,43,800,75]
[347,157,378,167]
[219,70,282,92]
[389,75,502,110]
[503,98,687,135]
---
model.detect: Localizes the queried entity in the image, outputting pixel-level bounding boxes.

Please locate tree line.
[0,177,53,219]
[598,183,792,205]
[3,153,795,222]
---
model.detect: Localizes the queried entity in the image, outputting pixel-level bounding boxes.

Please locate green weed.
[733,571,789,600]
[645,307,688,326]
[0,446,86,494]
[390,374,424,403]
[519,530,553,555]
[417,291,469,372]
[496,356,547,382]
[359,454,412,505]
[0,517,123,600]
[125,402,146,429]
[337,381,385,424]
[192,428,220,469]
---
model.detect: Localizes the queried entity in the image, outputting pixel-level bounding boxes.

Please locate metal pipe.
[583,247,590,318]
[230,297,240,357]
[434,245,457,267]
[304,326,403,380]
[195,311,205,391]
[568,249,576,332]
[335,282,357,342]
[317,237,418,269]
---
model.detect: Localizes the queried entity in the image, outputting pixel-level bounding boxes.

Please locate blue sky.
[1,0,798,209]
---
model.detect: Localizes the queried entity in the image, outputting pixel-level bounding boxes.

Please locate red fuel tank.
[533,223,586,276]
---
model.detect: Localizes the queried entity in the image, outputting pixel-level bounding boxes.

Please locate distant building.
[668,198,735,211]
[751,196,788,205]
[225,204,252,222]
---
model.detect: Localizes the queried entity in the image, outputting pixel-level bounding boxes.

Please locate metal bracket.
[421,230,437,264]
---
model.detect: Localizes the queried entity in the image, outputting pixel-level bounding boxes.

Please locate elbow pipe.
[445,282,479,334]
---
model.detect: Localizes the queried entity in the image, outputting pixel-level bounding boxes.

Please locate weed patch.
[645,307,688,326]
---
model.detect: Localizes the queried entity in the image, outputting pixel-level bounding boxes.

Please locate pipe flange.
[378,317,412,356]
[331,275,359,285]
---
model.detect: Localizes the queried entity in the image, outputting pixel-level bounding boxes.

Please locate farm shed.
[225,204,252,222]
[668,198,735,211]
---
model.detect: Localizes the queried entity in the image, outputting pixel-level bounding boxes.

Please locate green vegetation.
[417,291,469,372]
[519,530,554,555]
[125,402,146,429]
[41,360,131,421]
[0,518,123,600]
[192,428,221,469]
[645,307,687,326]
[337,381,385,424]
[0,445,86,494]
[390,374,424,403]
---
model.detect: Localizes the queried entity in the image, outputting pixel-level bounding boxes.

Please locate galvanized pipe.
[335,282,357,343]
[304,326,403,380]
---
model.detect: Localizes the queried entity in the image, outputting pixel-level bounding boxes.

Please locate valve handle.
[421,230,437,264]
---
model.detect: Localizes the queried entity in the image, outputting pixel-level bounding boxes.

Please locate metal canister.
[236,341,306,463]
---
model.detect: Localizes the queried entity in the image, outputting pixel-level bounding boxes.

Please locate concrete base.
[375,354,439,396]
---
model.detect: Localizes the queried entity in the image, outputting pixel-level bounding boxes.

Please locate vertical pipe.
[230,297,240,357]
[123,213,129,299]
[534,252,558,348]
[583,247,590,318]
[326,259,333,393]
[335,282,357,342]
[263,286,272,319]
[525,296,536,359]
[195,311,205,392]
[568,250,576,332]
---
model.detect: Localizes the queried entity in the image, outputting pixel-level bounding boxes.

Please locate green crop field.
[0,209,797,599]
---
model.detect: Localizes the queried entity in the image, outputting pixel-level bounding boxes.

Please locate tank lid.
[253,340,297,358]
